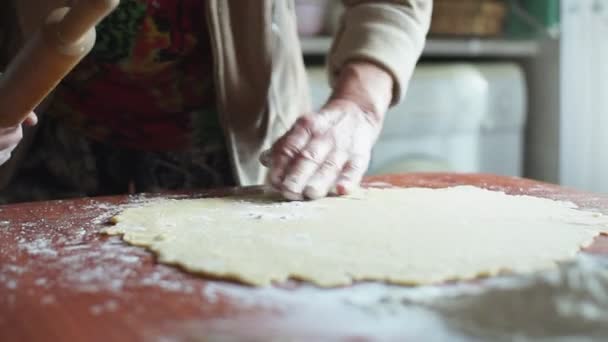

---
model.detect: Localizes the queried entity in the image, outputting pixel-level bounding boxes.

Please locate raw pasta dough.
[106,186,608,286]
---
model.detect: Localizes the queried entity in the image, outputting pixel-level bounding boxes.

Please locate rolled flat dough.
[105,186,608,287]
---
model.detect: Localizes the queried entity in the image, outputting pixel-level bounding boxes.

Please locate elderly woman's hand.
[261,61,393,200]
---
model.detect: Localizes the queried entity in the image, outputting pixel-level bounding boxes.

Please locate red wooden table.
[1,173,607,341]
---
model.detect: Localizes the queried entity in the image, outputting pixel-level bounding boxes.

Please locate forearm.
[328,61,394,124]
[330,0,432,105]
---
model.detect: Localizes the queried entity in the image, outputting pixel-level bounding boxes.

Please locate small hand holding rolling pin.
[260,61,394,201]
[0,0,119,164]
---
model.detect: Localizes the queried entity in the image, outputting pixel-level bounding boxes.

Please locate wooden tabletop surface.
[1,173,607,341]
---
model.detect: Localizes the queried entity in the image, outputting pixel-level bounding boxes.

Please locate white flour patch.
[56,240,147,293]
[18,238,58,258]
[2,265,25,275]
[90,299,120,316]
[0,265,24,291]
[228,198,328,222]
[186,256,608,340]
[34,278,48,287]
[140,266,195,294]
[342,255,608,340]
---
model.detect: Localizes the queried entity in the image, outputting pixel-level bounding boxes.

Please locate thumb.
[22,112,38,126]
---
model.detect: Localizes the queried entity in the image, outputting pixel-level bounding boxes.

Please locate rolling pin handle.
[56,0,120,44]
[0,0,120,128]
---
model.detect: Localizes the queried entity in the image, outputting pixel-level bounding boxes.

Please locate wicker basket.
[430,0,508,37]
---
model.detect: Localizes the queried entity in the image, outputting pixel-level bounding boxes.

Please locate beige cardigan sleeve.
[328,0,432,105]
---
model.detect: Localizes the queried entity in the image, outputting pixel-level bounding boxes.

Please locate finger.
[0,127,22,150]
[281,136,334,198]
[303,150,349,200]
[268,116,317,187]
[23,112,38,126]
[335,154,370,196]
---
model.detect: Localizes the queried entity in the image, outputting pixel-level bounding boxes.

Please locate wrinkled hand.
[0,112,37,166]
[261,61,393,200]
[262,100,381,200]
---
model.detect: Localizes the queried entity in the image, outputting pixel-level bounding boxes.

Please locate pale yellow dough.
[106,186,608,287]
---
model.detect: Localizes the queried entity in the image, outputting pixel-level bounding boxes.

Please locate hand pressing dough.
[105,186,608,287]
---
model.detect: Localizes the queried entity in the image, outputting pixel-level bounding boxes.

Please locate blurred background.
[296,0,607,193]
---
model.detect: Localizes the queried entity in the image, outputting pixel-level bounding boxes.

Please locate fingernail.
[282,189,303,201]
[29,114,39,126]
[304,185,324,200]
[260,150,272,166]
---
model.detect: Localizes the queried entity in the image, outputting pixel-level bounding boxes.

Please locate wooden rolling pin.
[0,0,120,128]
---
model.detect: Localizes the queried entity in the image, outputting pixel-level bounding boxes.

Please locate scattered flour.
[18,238,59,257]
[1,196,197,296]
[5,280,17,290]
[89,299,120,316]
[140,267,195,294]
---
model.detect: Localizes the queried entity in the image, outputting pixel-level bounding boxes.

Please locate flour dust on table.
[105,186,608,286]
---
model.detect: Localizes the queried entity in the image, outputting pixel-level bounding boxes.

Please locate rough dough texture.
[106,186,608,287]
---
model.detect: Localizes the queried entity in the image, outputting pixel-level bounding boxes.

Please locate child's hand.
[0,112,37,166]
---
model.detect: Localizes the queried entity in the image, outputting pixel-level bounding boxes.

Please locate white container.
[476,63,527,176]
[370,64,488,175]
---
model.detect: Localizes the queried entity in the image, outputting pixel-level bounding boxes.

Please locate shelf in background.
[300,37,541,58]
